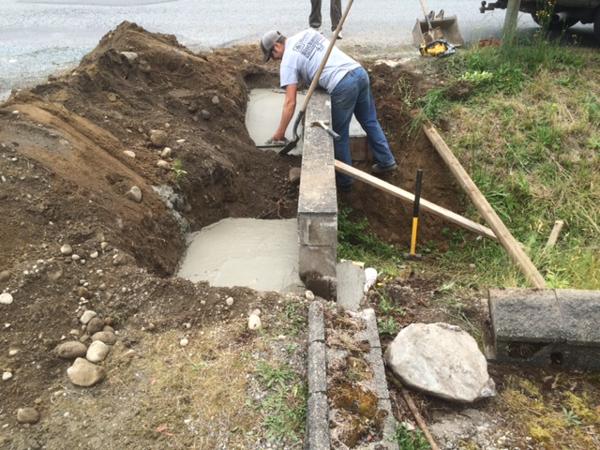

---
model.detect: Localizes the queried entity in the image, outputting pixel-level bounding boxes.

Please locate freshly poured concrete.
[178,218,304,293]
[246,89,306,155]
[245,89,366,156]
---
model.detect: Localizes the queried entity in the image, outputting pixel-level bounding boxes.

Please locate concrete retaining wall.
[298,92,338,299]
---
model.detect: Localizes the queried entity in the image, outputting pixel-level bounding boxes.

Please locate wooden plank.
[334,160,497,241]
[422,123,546,289]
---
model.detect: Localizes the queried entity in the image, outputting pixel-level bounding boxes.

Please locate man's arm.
[272,83,298,141]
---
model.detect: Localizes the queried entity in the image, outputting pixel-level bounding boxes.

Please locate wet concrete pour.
[177,218,303,293]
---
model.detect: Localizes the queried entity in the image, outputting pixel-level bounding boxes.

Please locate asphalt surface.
[0,0,595,100]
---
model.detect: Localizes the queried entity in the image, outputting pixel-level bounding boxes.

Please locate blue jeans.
[331,67,396,188]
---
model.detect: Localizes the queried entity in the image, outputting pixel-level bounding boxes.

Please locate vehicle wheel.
[531,11,578,30]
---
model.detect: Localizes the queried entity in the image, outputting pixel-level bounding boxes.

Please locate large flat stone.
[489,288,564,343]
[556,289,600,346]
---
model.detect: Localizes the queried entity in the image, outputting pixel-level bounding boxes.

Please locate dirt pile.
[1,21,297,276]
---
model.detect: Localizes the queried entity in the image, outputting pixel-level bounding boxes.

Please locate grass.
[255,362,307,443]
[418,38,600,289]
[338,206,407,278]
[394,423,430,450]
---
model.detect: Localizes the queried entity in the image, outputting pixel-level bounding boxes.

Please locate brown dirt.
[0,20,473,449]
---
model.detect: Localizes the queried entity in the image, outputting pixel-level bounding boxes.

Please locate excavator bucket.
[412,16,464,47]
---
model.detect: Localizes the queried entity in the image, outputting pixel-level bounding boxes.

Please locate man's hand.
[266,135,288,145]
[274,84,298,140]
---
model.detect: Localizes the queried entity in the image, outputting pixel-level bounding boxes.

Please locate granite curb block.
[489,288,600,369]
[309,301,326,343]
[307,301,330,449]
[362,308,398,450]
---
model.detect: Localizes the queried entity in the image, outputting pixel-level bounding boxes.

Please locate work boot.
[336,31,343,40]
[371,162,397,174]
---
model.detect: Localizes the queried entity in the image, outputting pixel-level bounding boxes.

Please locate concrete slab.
[177,218,303,293]
[489,288,564,344]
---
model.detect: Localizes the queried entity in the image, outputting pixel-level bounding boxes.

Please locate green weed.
[255,362,307,443]
[394,423,430,450]
[378,317,400,336]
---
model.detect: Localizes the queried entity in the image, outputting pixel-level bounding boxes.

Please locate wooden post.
[503,0,521,44]
[545,220,565,249]
[422,123,547,289]
[334,160,497,241]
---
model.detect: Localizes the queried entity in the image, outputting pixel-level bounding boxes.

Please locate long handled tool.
[404,169,424,260]
[279,0,354,155]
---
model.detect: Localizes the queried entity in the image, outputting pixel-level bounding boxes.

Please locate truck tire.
[531,12,578,30]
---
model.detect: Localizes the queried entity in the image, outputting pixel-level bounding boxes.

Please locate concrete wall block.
[299,245,337,279]
[365,347,391,401]
[308,341,327,395]
[298,213,338,247]
[336,261,366,312]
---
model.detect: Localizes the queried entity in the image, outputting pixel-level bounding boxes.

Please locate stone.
[489,288,564,343]
[308,301,325,343]
[0,293,13,305]
[200,109,211,120]
[123,150,136,158]
[86,317,104,335]
[60,244,72,255]
[67,358,106,387]
[9,348,19,356]
[126,186,143,203]
[120,51,138,62]
[211,95,220,105]
[305,290,315,301]
[307,392,330,449]
[2,371,13,381]
[150,129,168,147]
[80,310,97,325]
[0,270,10,282]
[385,323,496,403]
[71,254,80,261]
[179,337,189,347]
[556,289,600,346]
[90,251,99,259]
[77,286,92,299]
[16,407,40,424]
[336,260,366,312]
[55,341,87,359]
[225,296,234,306]
[248,314,261,330]
[91,331,117,345]
[86,341,110,363]
[107,93,118,102]
[156,159,170,169]
[308,342,327,394]
[161,147,172,158]
[289,167,301,184]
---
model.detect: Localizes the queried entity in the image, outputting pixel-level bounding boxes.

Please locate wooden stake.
[422,123,546,289]
[545,220,565,249]
[388,374,440,450]
[334,160,497,241]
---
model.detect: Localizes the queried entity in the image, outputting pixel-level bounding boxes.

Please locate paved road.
[0,0,595,99]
